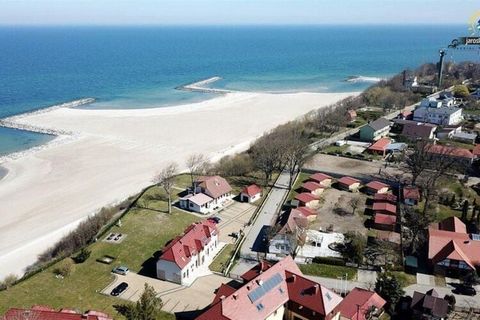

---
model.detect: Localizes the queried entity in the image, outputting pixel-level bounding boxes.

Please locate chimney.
[291,274,296,282]
[256,279,264,286]
[314,284,320,295]
[246,285,251,290]
[220,295,226,300]
[233,294,238,300]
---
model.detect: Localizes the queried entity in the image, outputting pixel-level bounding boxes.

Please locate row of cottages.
[156,220,219,285]
[359,118,391,142]
[2,306,112,320]
[196,256,386,320]
[179,175,233,214]
[368,183,398,232]
[294,172,334,208]
[428,216,480,276]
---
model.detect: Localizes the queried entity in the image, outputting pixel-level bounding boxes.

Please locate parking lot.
[102,272,233,314]
[214,201,256,243]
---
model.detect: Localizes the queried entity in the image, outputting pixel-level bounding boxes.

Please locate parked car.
[208,216,221,224]
[111,282,128,296]
[453,285,477,296]
[112,266,129,275]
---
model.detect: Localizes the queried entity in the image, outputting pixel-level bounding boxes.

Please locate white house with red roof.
[310,172,333,187]
[295,192,320,208]
[196,256,343,320]
[302,181,325,197]
[364,181,389,195]
[179,175,233,214]
[403,186,420,206]
[268,208,309,259]
[337,176,361,192]
[2,306,112,320]
[428,216,480,276]
[157,220,220,285]
[240,184,262,203]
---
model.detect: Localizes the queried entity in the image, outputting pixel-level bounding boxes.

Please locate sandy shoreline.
[0,90,357,279]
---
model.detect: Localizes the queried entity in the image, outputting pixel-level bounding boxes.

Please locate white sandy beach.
[0,90,356,279]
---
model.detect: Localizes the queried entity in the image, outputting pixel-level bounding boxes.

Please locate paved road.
[231,171,291,275]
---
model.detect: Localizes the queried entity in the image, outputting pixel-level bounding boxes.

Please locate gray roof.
[421,106,461,115]
[367,118,391,131]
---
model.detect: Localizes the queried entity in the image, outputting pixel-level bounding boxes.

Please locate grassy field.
[299,263,357,280]
[392,271,417,288]
[322,144,348,154]
[0,175,201,318]
[209,244,235,274]
[287,171,311,201]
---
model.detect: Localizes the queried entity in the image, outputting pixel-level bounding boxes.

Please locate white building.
[157,221,220,286]
[240,184,262,203]
[179,175,233,214]
[413,106,463,126]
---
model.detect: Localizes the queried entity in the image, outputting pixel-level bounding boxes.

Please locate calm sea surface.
[0,25,475,155]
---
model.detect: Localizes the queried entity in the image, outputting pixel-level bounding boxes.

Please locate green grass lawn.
[287,171,311,201]
[299,263,357,280]
[209,244,235,273]
[322,144,348,154]
[392,271,417,288]
[0,177,200,318]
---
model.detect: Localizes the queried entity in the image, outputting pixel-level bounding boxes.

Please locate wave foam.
[345,76,385,83]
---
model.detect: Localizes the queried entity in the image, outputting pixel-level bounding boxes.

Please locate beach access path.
[0,90,357,279]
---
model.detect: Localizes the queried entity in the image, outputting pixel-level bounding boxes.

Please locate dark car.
[111,282,128,296]
[208,216,221,224]
[453,285,477,296]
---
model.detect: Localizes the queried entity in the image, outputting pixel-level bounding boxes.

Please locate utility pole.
[437,49,446,89]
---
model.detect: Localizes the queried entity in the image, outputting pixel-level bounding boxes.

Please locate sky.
[0,0,479,26]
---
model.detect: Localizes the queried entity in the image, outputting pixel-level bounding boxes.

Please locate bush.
[73,248,91,264]
[312,256,346,266]
[0,274,18,290]
[53,259,74,277]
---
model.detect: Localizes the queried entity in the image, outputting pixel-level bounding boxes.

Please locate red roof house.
[302,181,324,196]
[365,181,389,195]
[297,206,317,219]
[240,184,262,203]
[157,220,219,285]
[425,144,474,165]
[310,172,333,187]
[196,256,343,320]
[346,109,357,122]
[337,176,361,192]
[295,192,320,208]
[334,288,386,320]
[374,193,397,204]
[428,217,480,274]
[374,214,397,231]
[367,138,391,156]
[2,307,112,320]
[403,186,420,205]
[372,202,397,215]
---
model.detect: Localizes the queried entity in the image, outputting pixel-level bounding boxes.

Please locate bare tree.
[185,154,208,193]
[154,162,178,214]
[250,131,286,187]
[349,197,362,215]
[404,140,430,186]
[282,125,311,188]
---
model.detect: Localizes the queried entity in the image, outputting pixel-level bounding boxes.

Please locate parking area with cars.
[213,201,256,243]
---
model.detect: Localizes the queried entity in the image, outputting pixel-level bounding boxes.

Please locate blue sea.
[0,25,476,156]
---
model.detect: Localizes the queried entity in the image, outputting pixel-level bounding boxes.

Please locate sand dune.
[0,91,356,278]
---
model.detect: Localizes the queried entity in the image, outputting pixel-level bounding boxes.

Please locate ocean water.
[0,25,476,156]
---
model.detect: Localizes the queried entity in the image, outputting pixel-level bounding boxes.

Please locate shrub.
[312,256,346,266]
[53,259,74,277]
[0,274,18,290]
[73,248,91,264]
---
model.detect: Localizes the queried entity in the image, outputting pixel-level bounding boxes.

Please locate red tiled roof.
[310,172,332,183]
[241,184,261,197]
[160,220,217,269]
[473,144,480,156]
[338,176,360,187]
[334,287,386,320]
[368,138,391,152]
[302,181,323,192]
[240,261,273,282]
[375,213,397,225]
[428,219,480,268]
[372,202,397,215]
[438,216,467,233]
[295,192,318,204]
[366,181,389,191]
[297,206,317,217]
[212,284,238,305]
[2,308,112,320]
[197,257,342,320]
[425,144,474,159]
[197,176,233,199]
[278,209,309,235]
[403,186,420,200]
[402,122,436,139]
[374,193,397,204]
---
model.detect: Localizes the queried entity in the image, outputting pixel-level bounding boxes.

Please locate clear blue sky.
[0,0,478,26]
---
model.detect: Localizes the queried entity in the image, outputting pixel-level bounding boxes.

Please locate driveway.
[215,202,256,243]
[101,272,232,313]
